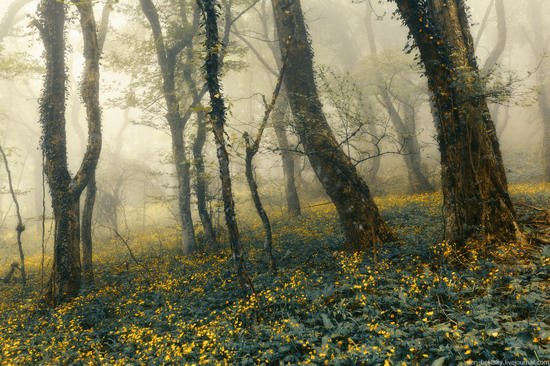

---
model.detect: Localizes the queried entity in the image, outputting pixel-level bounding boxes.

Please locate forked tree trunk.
[271,0,396,251]
[36,0,102,305]
[393,0,522,250]
[200,0,248,287]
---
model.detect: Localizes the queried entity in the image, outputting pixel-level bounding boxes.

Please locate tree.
[140,0,198,255]
[271,0,396,251]
[231,10,302,217]
[392,0,522,251]
[35,0,102,305]
[242,59,287,275]
[0,144,26,285]
[199,0,248,288]
[364,5,434,194]
[81,0,114,285]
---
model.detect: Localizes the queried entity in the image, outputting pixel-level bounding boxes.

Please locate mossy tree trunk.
[271,0,396,251]
[393,0,522,250]
[199,0,248,287]
[36,0,103,305]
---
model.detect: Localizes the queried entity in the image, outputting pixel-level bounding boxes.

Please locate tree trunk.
[0,144,26,285]
[271,0,396,251]
[200,0,248,288]
[241,57,287,275]
[192,112,218,245]
[481,0,506,72]
[36,0,103,305]
[403,105,434,193]
[272,94,301,216]
[171,122,196,255]
[140,0,196,254]
[245,138,277,274]
[46,197,81,304]
[80,0,112,285]
[180,7,218,245]
[393,0,522,249]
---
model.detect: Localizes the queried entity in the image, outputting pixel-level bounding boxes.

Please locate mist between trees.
[0,0,548,305]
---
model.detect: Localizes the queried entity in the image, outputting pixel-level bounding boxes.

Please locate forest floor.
[0,183,549,365]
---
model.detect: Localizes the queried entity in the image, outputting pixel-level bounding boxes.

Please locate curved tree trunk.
[271,0,396,251]
[393,0,522,250]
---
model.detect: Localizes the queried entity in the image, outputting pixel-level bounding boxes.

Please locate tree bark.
[271,0,396,251]
[393,0,522,250]
[81,174,96,284]
[199,0,248,288]
[140,0,196,254]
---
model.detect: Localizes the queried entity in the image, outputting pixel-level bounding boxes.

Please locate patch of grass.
[0,184,548,365]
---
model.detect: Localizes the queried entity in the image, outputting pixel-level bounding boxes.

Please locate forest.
[0,0,549,364]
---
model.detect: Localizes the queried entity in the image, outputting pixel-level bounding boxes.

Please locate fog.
[0,0,548,261]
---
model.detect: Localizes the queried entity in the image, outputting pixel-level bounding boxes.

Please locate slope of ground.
[0,184,548,365]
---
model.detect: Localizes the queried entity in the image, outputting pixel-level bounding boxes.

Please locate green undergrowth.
[0,184,549,365]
